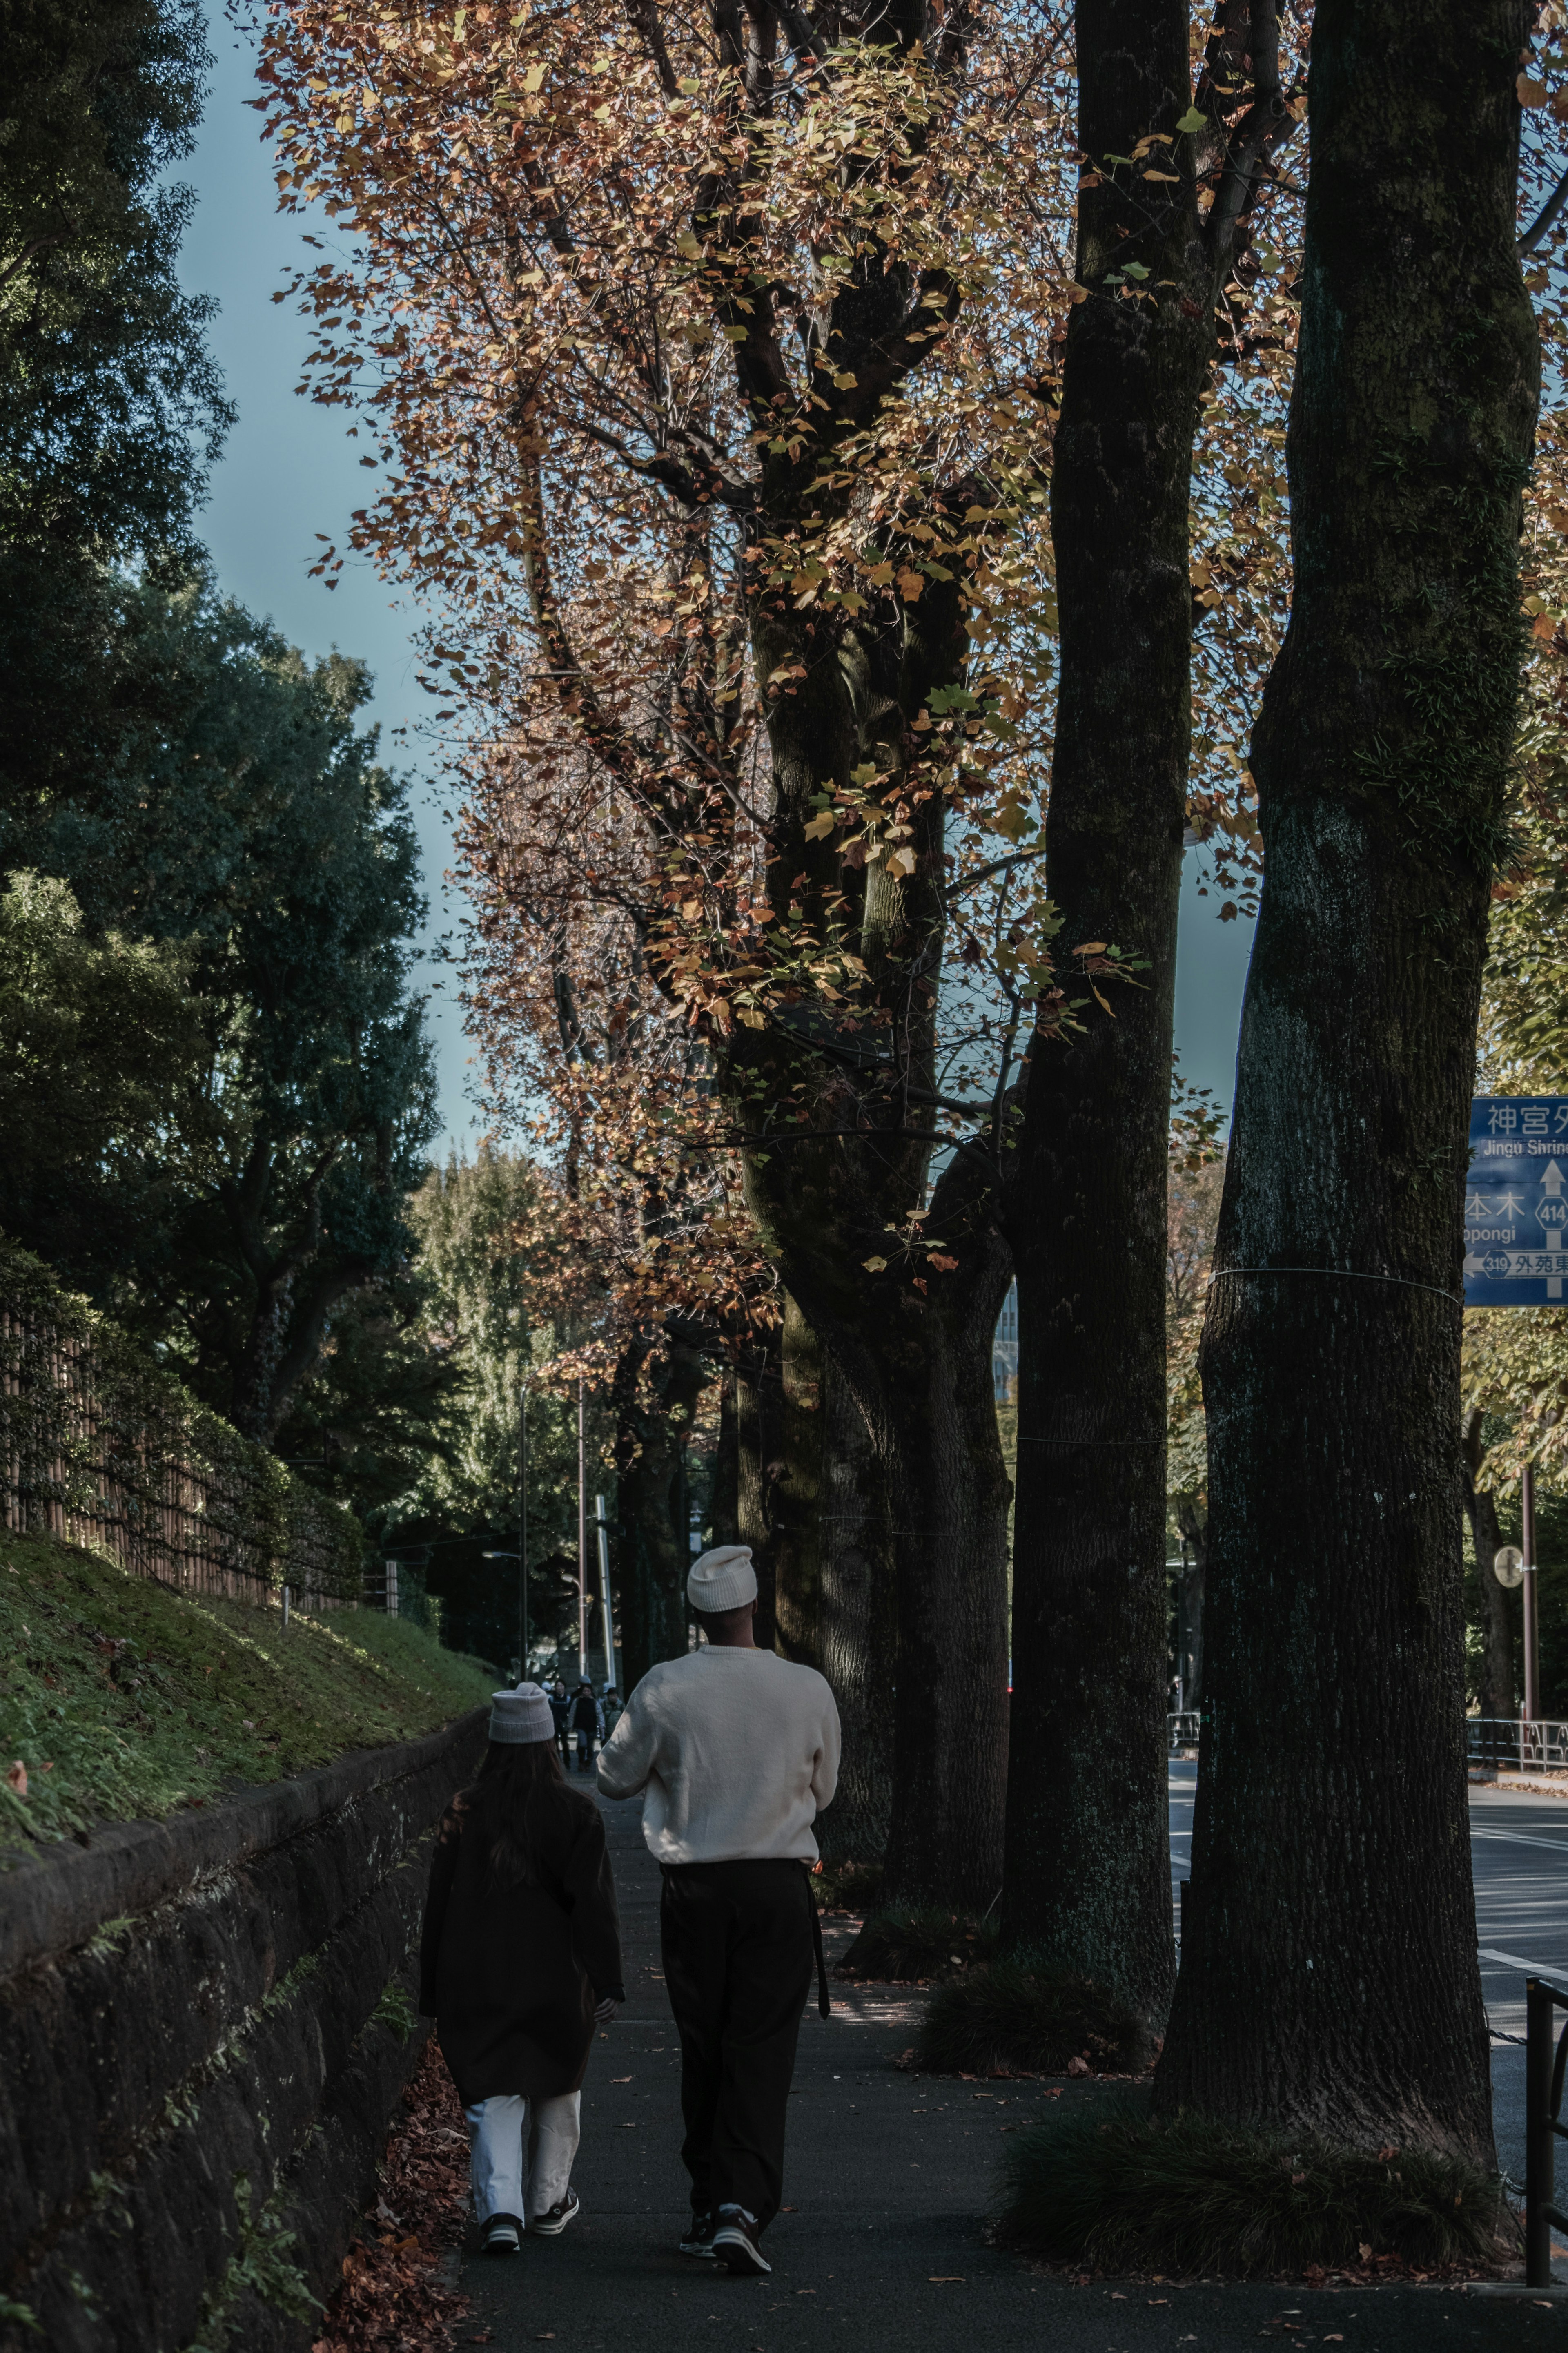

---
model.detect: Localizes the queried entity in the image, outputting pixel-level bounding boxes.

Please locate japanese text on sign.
[1465,1097,1568,1305]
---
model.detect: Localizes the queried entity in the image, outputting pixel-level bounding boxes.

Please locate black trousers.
[659,1859,815,2230]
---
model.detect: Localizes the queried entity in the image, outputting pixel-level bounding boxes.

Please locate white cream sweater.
[595,1647,841,1864]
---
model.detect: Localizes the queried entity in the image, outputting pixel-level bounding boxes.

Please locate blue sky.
[179,18,1257,1149]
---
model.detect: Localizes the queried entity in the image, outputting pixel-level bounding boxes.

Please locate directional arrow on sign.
[1544,1158,1568,1198]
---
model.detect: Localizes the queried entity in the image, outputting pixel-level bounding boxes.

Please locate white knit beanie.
[488,1682,556,1744]
[687,1544,757,1615]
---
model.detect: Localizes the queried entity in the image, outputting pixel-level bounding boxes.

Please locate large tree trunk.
[735,1326,781,1648]
[1003,0,1209,2026]
[1156,0,1537,2160]
[769,1146,1014,1909]
[813,1352,898,1865]
[734,1303,896,1860]
[772,1294,824,1668]
[710,1365,740,1548]
[613,1336,710,1692]
[1462,1407,1519,1729]
[737,546,1012,1907]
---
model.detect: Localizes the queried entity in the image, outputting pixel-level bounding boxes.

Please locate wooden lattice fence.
[0,1245,361,1608]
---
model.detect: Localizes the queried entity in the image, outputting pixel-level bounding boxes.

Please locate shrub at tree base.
[997,2096,1511,2277]
[812,1858,885,1914]
[837,1909,1000,1982]
[917,1958,1149,2078]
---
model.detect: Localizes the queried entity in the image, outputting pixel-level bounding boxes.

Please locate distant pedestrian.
[601,1686,624,1740]
[419,1684,624,2255]
[597,1546,839,2277]
[549,1677,572,1765]
[571,1679,603,1772]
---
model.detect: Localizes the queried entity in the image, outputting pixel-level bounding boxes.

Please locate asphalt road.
[459,1768,1560,2353]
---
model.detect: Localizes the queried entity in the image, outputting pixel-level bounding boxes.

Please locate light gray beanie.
[687,1543,758,1615]
[488,1682,556,1744]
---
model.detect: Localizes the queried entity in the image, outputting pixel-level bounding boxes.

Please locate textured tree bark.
[757,1141,1014,1909]
[613,1337,710,1693]
[735,1327,780,1650]
[772,1294,824,1668]
[737,551,1013,1907]
[710,1366,740,1549]
[1156,0,1537,2159]
[813,1352,898,1865]
[1462,1407,1519,1726]
[1004,0,1209,2025]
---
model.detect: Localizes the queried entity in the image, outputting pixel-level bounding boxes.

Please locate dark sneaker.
[531,2189,580,2237]
[481,2213,522,2255]
[712,2205,770,2276]
[679,2212,717,2259]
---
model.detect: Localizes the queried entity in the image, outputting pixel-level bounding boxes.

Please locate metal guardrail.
[1527,1975,1568,2287]
[1167,1712,1200,1751]
[1469,1717,1568,1771]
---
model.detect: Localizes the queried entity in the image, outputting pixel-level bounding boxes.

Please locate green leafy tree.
[0,0,230,553]
[0,0,232,845]
[390,1150,610,1672]
[0,868,207,1266]
[3,575,438,1444]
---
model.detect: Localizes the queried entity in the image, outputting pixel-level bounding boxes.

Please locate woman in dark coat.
[419,1684,624,2254]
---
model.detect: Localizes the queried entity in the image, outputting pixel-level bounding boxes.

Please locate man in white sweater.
[597,1544,840,2277]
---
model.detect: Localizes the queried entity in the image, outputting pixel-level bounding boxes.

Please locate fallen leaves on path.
[313,2040,472,2352]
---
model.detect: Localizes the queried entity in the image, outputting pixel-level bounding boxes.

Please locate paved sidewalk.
[459,1782,1553,2353]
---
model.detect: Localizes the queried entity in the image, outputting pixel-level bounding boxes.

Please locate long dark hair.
[463,1736,581,1891]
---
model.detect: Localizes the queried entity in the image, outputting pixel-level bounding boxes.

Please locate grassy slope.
[0,1534,492,1862]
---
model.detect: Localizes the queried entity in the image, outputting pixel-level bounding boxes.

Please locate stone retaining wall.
[0,1707,488,2351]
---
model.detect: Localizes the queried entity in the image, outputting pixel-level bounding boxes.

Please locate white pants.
[465,2091,581,2226]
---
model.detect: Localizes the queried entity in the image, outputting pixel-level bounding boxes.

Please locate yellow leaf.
[803,811,836,840]
[1091,985,1116,1016]
[862,1256,888,1273]
[885,846,917,877]
[736,1006,765,1028]
[1075,940,1108,955]
[895,567,925,602]
[521,62,545,90]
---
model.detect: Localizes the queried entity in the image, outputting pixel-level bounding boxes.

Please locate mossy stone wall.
[0,1708,486,2351]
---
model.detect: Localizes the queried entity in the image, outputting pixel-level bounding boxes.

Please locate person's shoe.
[712,2206,770,2276]
[679,2212,718,2259]
[531,2189,580,2237]
[481,2214,522,2255]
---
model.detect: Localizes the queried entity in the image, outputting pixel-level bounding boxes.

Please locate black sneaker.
[531,2189,580,2237]
[482,2213,522,2255]
[712,2205,770,2276]
[679,2212,717,2259]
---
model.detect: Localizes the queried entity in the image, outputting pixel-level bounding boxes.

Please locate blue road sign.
[1465,1097,1568,1305]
